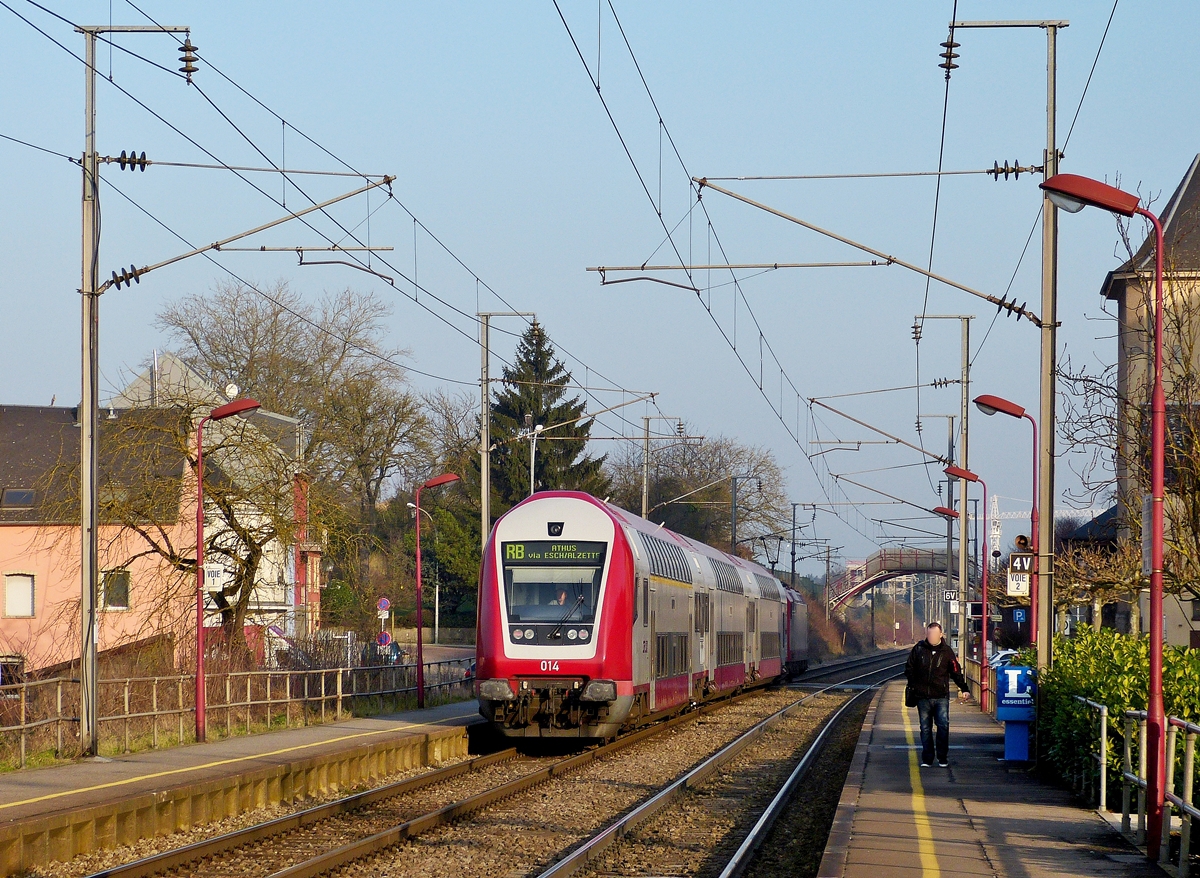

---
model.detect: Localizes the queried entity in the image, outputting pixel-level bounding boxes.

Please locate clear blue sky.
[2,1,1197,574]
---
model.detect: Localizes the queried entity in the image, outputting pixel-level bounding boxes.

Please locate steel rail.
[535,663,900,878]
[85,687,756,878]
[86,657,903,878]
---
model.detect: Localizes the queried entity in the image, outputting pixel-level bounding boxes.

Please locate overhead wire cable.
[111,0,652,439]
[99,172,478,387]
[592,1,882,544]
[1062,0,1119,151]
[915,0,959,493]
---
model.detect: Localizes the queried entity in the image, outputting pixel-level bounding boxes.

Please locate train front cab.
[475,494,635,739]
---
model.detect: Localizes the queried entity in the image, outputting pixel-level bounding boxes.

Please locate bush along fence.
[0,658,474,770]
[1036,627,1200,864]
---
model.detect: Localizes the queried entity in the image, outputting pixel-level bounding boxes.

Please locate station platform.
[0,698,480,876]
[819,681,1162,877]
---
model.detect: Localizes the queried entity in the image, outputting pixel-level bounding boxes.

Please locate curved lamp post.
[414,472,460,707]
[195,397,261,743]
[945,465,990,712]
[974,393,1039,643]
[932,505,958,628]
[1042,171,1166,857]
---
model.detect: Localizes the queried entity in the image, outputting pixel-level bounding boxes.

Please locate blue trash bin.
[994,665,1036,761]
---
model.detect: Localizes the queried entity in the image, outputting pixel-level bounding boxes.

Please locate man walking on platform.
[905,621,970,767]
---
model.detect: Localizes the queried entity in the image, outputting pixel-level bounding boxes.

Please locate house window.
[4,574,35,617]
[1192,600,1200,622]
[0,488,34,508]
[102,569,131,611]
[0,655,24,688]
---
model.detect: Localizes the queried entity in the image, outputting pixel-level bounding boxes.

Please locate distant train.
[475,491,809,738]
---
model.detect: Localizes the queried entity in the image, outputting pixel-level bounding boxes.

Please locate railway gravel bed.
[570,692,859,878]
[742,695,869,878]
[342,690,846,878]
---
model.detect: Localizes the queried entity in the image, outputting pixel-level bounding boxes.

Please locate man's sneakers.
[938,761,949,767]
[919,761,932,767]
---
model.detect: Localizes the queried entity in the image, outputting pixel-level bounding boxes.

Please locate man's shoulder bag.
[904,684,919,707]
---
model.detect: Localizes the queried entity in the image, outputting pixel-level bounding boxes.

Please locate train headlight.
[579,679,617,702]
[512,628,523,640]
[479,678,516,701]
[566,629,578,641]
[524,628,535,640]
[578,628,589,640]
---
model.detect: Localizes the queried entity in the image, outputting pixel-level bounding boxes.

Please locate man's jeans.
[916,697,950,764]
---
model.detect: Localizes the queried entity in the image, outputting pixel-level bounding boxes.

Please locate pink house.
[0,399,322,681]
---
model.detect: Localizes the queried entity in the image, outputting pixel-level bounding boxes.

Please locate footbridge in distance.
[825,547,959,611]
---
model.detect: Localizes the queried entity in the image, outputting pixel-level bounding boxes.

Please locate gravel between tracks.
[346,690,845,878]
[744,694,870,878]
[573,692,854,878]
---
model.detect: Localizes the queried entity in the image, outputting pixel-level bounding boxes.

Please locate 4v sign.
[1007,552,1034,598]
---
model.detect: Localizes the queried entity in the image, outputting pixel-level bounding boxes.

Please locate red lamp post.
[195,397,261,743]
[1041,172,1166,858]
[414,472,460,708]
[974,394,1039,643]
[944,465,991,712]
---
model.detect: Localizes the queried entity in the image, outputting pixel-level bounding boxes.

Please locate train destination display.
[503,541,606,564]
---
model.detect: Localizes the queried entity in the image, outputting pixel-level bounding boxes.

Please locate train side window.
[633,580,638,624]
[642,578,649,626]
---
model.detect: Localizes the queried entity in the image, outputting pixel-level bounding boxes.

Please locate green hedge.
[1034,628,1200,807]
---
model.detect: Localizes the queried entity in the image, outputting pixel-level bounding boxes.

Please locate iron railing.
[1116,708,1200,873]
[0,658,474,769]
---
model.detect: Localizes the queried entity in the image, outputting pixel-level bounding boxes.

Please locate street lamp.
[945,465,991,712]
[1042,171,1167,857]
[974,393,1039,643]
[194,397,261,743]
[932,506,958,627]
[414,472,460,708]
[524,414,544,497]
[407,502,439,645]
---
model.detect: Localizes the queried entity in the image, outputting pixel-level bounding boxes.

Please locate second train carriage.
[475,491,808,738]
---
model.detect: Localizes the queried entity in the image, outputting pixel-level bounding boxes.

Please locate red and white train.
[475,491,809,738]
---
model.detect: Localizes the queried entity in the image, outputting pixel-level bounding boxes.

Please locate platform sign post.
[1007,553,1033,598]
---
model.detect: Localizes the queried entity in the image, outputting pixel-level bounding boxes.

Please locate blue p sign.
[1013,608,1026,623]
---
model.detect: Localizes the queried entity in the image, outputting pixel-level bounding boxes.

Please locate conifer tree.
[490,322,609,513]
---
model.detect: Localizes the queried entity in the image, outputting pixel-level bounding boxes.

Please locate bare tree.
[604,429,790,557]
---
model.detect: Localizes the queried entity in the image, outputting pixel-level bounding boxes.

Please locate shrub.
[1035,627,1200,806]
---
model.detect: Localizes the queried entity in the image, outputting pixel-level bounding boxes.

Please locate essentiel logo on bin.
[995,666,1036,722]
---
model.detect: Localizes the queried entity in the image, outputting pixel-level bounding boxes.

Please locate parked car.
[990,649,1021,669]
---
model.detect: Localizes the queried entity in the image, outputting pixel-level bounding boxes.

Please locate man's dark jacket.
[904,638,968,699]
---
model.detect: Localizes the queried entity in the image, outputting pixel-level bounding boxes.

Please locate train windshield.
[501,541,606,624]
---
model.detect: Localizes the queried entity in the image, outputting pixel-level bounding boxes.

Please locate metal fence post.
[178,677,184,743]
[1123,717,1134,834]
[56,679,63,757]
[123,679,131,753]
[1182,730,1195,878]
[336,669,343,720]
[1138,718,1148,844]
[1164,723,1177,863]
[1099,705,1108,811]
[19,683,27,768]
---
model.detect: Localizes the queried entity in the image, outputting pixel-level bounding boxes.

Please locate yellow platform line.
[902,701,941,876]
[0,704,479,813]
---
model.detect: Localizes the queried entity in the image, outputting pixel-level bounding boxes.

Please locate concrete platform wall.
[0,724,468,876]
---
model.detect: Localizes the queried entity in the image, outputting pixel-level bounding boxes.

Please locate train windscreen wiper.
[547,595,585,640]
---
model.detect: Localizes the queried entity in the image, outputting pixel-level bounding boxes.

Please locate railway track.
[78,651,902,878]
[538,652,906,878]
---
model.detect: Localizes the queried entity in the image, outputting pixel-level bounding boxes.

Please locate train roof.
[500,490,794,595]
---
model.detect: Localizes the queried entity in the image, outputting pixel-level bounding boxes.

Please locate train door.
[648,583,657,712]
